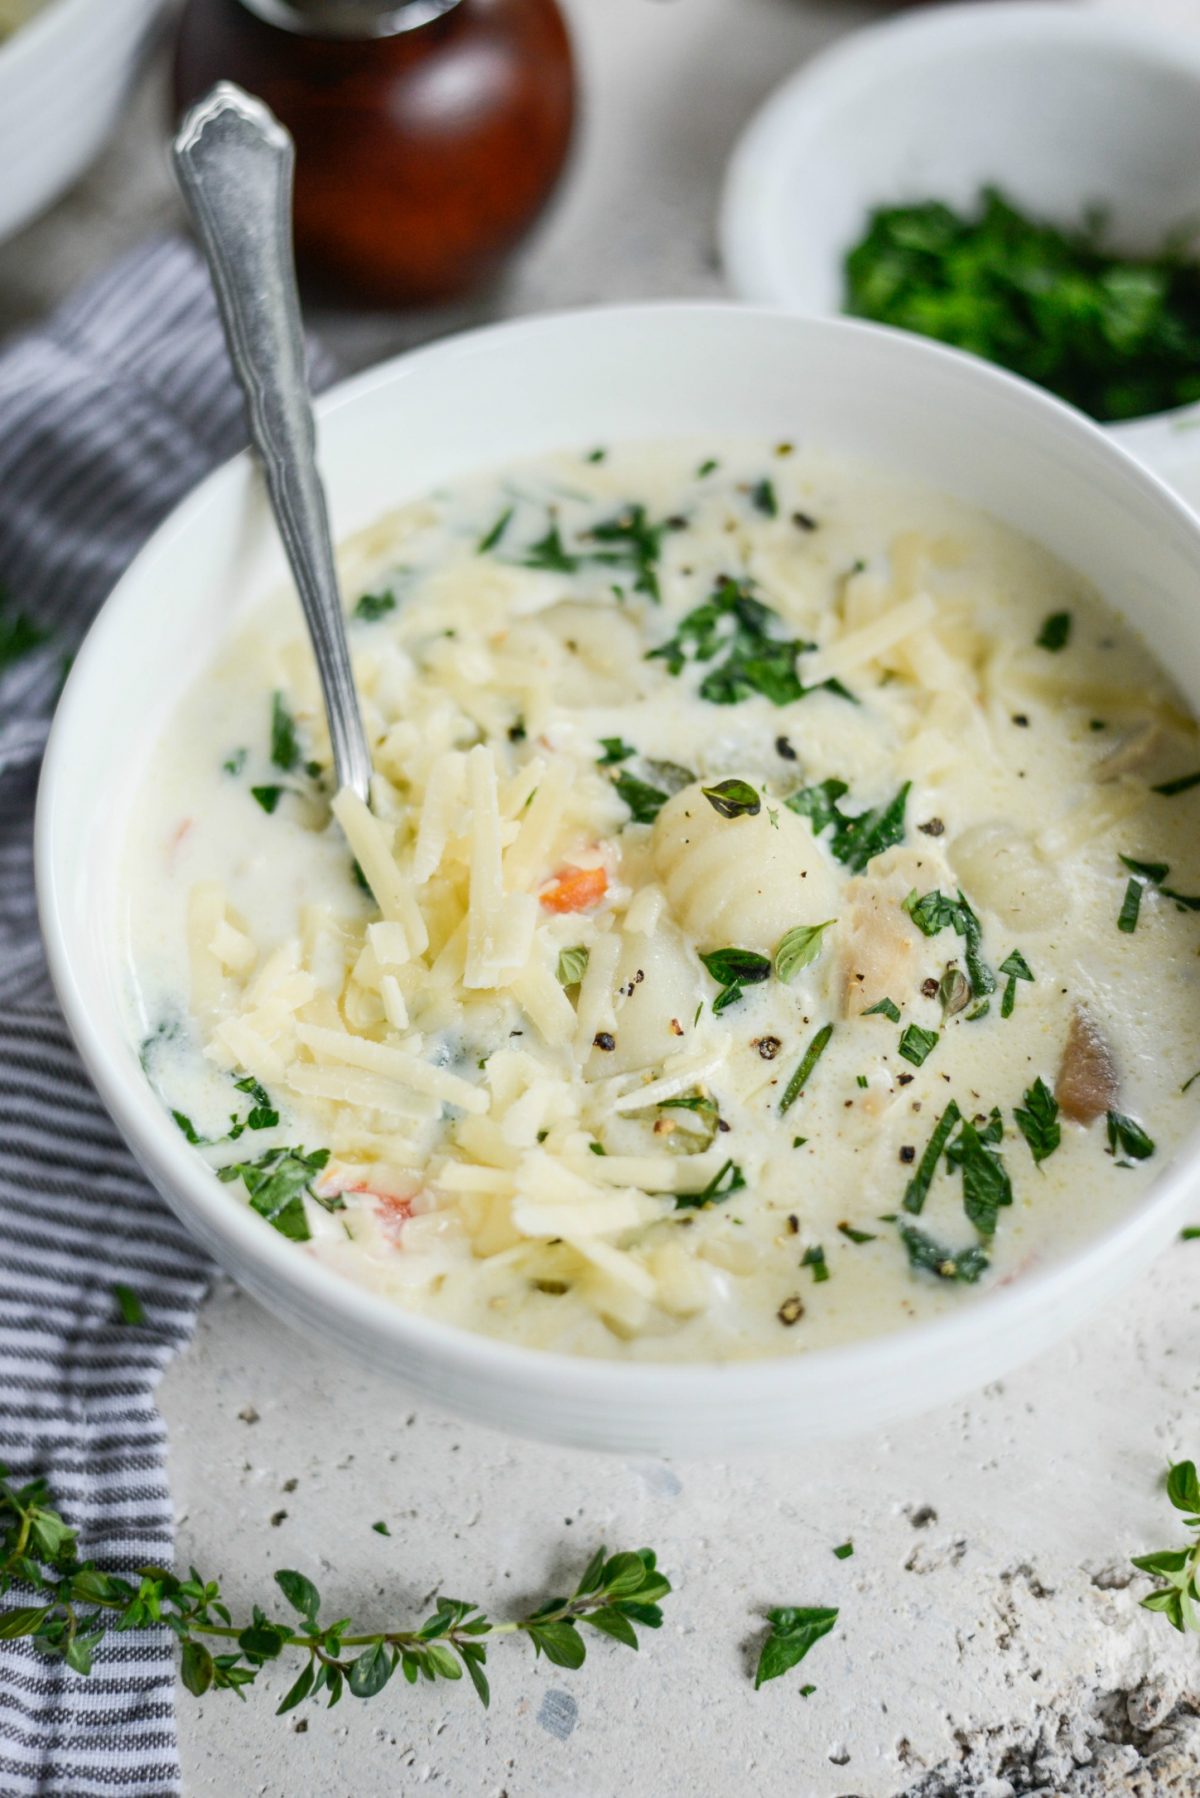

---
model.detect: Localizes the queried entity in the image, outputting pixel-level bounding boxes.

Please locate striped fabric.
[0,236,333,1796]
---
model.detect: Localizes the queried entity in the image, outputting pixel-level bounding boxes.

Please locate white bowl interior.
[37,305,1200,1453]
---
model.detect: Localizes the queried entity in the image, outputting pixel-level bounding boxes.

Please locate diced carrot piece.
[376,1193,414,1245]
[539,864,608,914]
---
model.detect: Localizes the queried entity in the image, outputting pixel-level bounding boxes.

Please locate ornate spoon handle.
[173,82,372,804]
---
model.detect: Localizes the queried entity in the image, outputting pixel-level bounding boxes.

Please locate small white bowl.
[720,3,1200,496]
[36,304,1200,1454]
[0,0,163,243]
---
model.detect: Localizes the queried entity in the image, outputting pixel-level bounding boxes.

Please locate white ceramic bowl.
[36,304,1200,1454]
[0,0,163,243]
[720,3,1200,500]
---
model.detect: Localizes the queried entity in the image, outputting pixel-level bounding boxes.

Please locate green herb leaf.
[902,1100,962,1215]
[862,996,901,1022]
[786,779,909,872]
[899,1223,990,1283]
[217,1146,331,1242]
[275,1569,321,1626]
[837,1222,877,1244]
[832,1543,854,1561]
[521,522,579,573]
[1014,1077,1060,1165]
[648,576,834,709]
[596,737,636,766]
[222,748,247,776]
[898,1024,939,1068]
[701,778,761,819]
[802,1245,829,1284]
[112,1283,144,1327]
[750,478,778,517]
[774,920,836,983]
[1120,855,1171,884]
[700,947,772,985]
[270,691,300,773]
[251,785,283,815]
[353,589,396,622]
[477,506,515,554]
[902,888,993,996]
[611,769,670,825]
[1037,612,1072,651]
[1118,877,1145,933]
[753,1606,838,1689]
[952,1117,1013,1236]
[675,1158,746,1211]
[1106,1110,1156,1162]
[779,1023,834,1115]
[181,1639,215,1697]
[556,946,590,987]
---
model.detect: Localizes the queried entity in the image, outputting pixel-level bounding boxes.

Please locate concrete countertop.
[2,1,1197,1792]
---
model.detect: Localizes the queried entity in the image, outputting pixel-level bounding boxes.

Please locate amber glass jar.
[174,0,576,306]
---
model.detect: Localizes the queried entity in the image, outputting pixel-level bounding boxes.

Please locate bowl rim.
[719,0,1200,446]
[35,298,1200,1414]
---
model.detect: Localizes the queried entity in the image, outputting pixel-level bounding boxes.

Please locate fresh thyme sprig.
[1131,1459,1200,1634]
[0,1465,669,1715]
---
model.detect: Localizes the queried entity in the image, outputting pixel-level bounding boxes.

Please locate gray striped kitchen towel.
[0,234,333,1796]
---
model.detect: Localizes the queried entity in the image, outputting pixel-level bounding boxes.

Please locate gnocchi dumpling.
[651,782,837,954]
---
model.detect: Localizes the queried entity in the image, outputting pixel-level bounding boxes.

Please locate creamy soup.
[123,441,1200,1362]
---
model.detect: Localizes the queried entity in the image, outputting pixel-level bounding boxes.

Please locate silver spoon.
[173,82,373,805]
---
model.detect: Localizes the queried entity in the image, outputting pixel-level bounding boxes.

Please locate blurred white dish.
[36,304,1200,1453]
[0,0,163,243]
[720,2,1200,501]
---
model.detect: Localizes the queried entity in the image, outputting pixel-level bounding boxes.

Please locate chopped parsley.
[786,778,910,873]
[774,921,836,983]
[843,186,1200,423]
[998,949,1034,1018]
[898,1024,939,1068]
[696,457,719,478]
[1037,611,1072,651]
[779,1022,834,1115]
[588,504,678,602]
[1118,878,1145,934]
[353,589,397,622]
[750,478,778,517]
[951,1116,1012,1236]
[902,1100,962,1215]
[801,1244,829,1284]
[675,1158,746,1210]
[270,690,300,772]
[520,522,579,573]
[862,996,901,1022]
[902,887,994,997]
[837,1222,877,1244]
[251,785,283,814]
[1014,1076,1060,1166]
[648,576,849,709]
[222,748,247,776]
[832,1542,854,1561]
[900,1223,989,1284]
[217,1146,332,1242]
[596,737,636,766]
[611,769,670,825]
[477,505,515,553]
